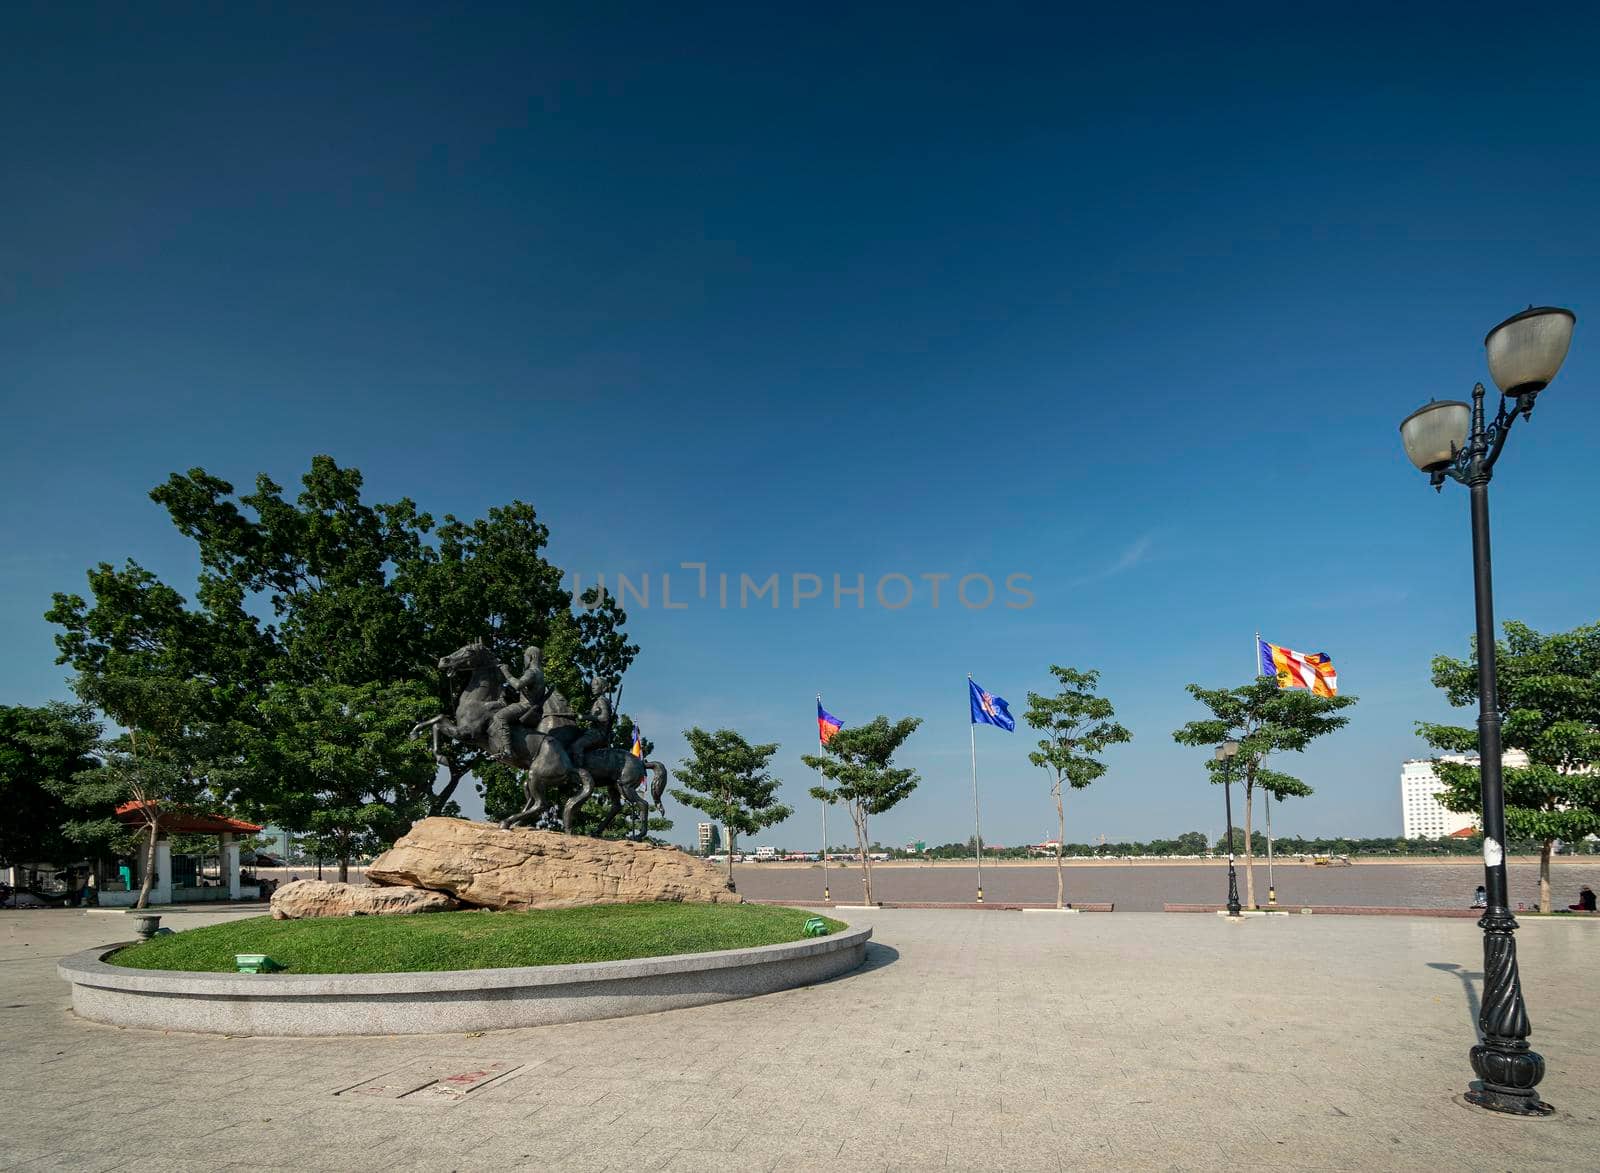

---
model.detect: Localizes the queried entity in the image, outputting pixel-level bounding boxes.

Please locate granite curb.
[58,922,872,1036]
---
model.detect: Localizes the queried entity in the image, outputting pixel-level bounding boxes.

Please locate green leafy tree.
[1419,620,1600,913]
[256,681,438,880]
[1176,830,1209,855]
[802,716,921,904]
[0,702,102,869]
[669,729,790,890]
[47,560,262,907]
[130,458,641,829]
[1024,666,1132,908]
[54,751,212,906]
[396,502,572,814]
[1216,828,1269,855]
[1173,676,1356,908]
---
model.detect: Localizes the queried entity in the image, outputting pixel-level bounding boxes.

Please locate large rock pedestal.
[367,817,740,911]
[270,879,459,920]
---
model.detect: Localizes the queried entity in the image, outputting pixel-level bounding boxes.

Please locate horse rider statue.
[567,676,614,770]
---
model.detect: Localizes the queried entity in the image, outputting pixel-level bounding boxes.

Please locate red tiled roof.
[115,801,263,835]
[1447,826,1478,839]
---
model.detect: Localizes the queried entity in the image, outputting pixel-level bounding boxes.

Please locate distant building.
[1401,753,1526,839]
[696,822,723,854]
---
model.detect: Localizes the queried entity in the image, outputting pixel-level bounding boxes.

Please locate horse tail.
[647,761,668,812]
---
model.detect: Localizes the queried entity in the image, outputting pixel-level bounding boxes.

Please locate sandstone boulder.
[270,878,460,920]
[366,817,741,911]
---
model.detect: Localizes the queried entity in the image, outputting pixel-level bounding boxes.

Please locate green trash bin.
[803,917,829,937]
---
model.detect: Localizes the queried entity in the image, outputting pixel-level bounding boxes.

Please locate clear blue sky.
[4,3,1599,848]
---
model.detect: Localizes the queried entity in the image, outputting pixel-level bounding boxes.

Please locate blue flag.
[969,678,1015,732]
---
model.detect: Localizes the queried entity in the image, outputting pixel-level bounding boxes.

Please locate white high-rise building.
[1400,752,1527,839]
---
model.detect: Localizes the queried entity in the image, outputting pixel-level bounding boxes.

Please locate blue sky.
[4,3,1599,849]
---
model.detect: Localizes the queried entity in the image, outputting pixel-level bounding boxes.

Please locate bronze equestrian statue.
[409,642,667,840]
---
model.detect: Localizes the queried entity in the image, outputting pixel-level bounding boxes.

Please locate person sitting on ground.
[1471,884,1487,909]
[1569,885,1596,912]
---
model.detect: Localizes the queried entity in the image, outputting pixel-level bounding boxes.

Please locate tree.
[1173,676,1356,908]
[255,681,438,880]
[47,560,261,907]
[95,457,643,835]
[0,703,101,869]
[1023,666,1132,908]
[1216,828,1268,856]
[1175,830,1209,855]
[802,716,921,905]
[396,502,574,815]
[669,729,790,891]
[1419,620,1600,913]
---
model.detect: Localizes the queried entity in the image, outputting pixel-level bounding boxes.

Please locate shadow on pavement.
[1427,961,1483,1040]
[827,941,897,980]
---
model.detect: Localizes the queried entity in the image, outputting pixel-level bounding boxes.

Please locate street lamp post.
[1399,304,1576,1117]
[1215,741,1242,917]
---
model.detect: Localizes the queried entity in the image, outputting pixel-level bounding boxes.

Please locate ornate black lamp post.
[1399,304,1576,1117]
[1215,741,1242,917]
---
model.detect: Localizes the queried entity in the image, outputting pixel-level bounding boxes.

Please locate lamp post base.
[1466,1043,1554,1116]
[1465,1082,1554,1117]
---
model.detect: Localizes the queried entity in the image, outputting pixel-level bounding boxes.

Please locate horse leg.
[592,782,623,837]
[500,762,545,830]
[631,790,651,841]
[562,770,596,834]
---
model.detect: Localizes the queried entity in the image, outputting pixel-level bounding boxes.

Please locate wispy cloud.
[1071,534,1155,586]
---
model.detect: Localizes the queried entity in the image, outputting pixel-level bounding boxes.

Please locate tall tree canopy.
[1172,676,1356,909]
[1024,666,1132,909]
[48,455,640,855]
[1419,619,1600,913]
[802,715,921,905]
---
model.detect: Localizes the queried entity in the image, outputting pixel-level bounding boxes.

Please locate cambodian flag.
[817,700,843,746]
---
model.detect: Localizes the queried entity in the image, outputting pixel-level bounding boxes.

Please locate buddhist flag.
[817,700,843,745]
[630,725,644,759]
[1259,638,1338,697]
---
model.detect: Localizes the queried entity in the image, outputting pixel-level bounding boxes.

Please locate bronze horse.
[409,642,668,840]
[567,747,669,841]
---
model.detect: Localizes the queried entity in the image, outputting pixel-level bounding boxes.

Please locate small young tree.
[802,715,921,905]
[1420,620,1600,913]
[1024,666,1131,908]
[1173,676,1356,908]
[55,750,209,908]
[670,728,790,891]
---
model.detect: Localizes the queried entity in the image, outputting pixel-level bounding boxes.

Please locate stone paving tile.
[10,907,1600,1170]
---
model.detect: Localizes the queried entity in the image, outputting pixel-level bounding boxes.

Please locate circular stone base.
[58,924,871,1037]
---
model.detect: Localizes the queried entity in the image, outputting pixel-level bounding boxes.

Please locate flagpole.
[968,674,984,904]
[817,693,830,904]
[1256,629,1276,906]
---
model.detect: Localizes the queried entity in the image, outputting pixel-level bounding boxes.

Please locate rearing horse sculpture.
[409,642,669,840]
[409,642,591,833]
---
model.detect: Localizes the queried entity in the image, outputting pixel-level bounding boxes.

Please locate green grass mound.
[107,903,846,974]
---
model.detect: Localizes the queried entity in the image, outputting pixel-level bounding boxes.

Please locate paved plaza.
[3,907,1596,1171]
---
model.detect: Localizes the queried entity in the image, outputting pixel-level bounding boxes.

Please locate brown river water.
[253,859,1600,913]
[715,860,1600,912]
